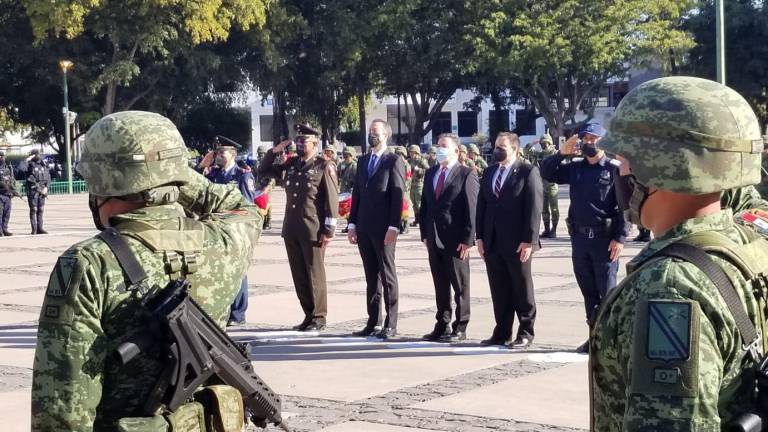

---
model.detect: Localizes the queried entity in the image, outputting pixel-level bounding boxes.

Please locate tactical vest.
[97,225,245,432]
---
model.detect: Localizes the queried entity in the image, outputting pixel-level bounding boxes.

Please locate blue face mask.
[435,147,453,164]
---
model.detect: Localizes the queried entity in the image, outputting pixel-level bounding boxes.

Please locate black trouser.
[27,192,45,233]
[284,236,328,321]
[571,233,618,324]
[484,248,536,340]
[0,194,10,231]
[357,230,399,329]
[427,243,470,332]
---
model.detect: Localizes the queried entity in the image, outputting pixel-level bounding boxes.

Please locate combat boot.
[2,231,11,236]
[548,221,558,238]
[540,221,551,238]
[262,215,271,230]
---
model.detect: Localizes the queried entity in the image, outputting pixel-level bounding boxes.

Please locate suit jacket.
[419,164,479,256]
[349,148,406,237]
[258,150,339,242]
[476,159,543,254]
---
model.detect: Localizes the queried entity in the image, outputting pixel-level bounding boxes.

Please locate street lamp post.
[715,0,726,85]
[59,60,74,194]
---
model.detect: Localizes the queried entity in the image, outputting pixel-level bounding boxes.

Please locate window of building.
[431,112,453,142]
[259,115,273,143]
[457,111,478,137]
[488,110,510,135]
[514,109,537,136]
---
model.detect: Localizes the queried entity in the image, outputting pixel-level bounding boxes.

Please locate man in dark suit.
[476,132,543,349]
[419,134,479,342]
[347,119,406,339]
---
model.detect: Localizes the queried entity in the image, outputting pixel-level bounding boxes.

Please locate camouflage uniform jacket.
[524,146,557,191]
[32,170,261,431]
[408,157,430,189]
[337,160,357,193]
[473,157,488,177]
[590,210,765,431]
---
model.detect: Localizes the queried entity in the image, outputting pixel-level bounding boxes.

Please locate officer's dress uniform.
[258,150,339,327]
[204,164,258,324]
[31,170,261,430]
[541,153,627,323]
[26,158,51,234]
[0,160,15,235]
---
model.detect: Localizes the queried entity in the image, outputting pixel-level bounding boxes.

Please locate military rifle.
[116,279,292,432]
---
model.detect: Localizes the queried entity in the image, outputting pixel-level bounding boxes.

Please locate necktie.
[435,167,447,198]
[494,165,506,197]
[368,154,378,177]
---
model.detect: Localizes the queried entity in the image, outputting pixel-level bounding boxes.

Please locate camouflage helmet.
[324,144,337,153]
[540,134,553,145]
[394,145,407,156]
[79,111,191,197]
[428,146,437,155]
[408,144,421,153]
[601,76,763,194]
[257,145,270,155]
[468,144,480,154]
[458,144,468,153]
[342,146,356,156]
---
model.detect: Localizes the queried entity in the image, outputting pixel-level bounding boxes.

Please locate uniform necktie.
[435,167,447,198]
[368,154,378,177]
[494,165,506,197]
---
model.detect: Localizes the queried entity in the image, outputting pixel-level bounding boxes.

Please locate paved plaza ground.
[0,187,645,431]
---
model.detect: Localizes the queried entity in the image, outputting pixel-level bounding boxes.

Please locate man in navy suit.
[347,119,406,339]
[476,132,543,349]
[419,134,479,342]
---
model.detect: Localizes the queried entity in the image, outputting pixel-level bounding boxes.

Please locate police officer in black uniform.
[540,122,627,353]
[25,149,51,235]
[258,124,340,331]
[0,151,18,236]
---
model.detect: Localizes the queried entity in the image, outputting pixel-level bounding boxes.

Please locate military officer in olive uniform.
[458,144,476,170]
[408,145,430,227]
[258,124,339,331]
[0,151,17,236]
[395,146,412,234]
[427,146,438,168]
[468,144,488,177]
[338,146,357,194]
[25,149,51,234]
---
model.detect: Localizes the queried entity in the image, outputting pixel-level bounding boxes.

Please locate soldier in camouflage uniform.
[530,134,560,238]
[458,144,475,170]
[31,111,262,431]
[467,144,488,178]
[591,77,768,430]
[337,146,357,194]
[0,151,17,236]
[394,146,412,233]
[427,146,438,168]
[323,144,338,165]
[408,144,430,227]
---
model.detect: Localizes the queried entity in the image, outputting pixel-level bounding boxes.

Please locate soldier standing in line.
[427,146,438,168]
[532,134,560,238]
[258,124,339,331]
[591,76,768,431]
[197,143,258,326]
[25,149,50,235]
[395,146,412,234]
[458,144,476,170]
[408,144,430,228]
[0,151,17,236]
[323,144,339,165]
[338,147,357,194]
[468,144,488,178]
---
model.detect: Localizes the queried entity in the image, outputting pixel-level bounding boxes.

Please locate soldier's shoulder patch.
[40,253,88,326]
[630,298,700,398]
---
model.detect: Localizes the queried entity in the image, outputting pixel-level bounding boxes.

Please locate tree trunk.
[490,90,504,142]
[358,85,367,153]
[104,83,117,115]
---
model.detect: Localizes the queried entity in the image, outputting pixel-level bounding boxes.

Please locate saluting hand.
[559,135,580,156]
[273,139,292,154]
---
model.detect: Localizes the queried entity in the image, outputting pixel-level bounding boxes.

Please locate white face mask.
[435,147,454,164]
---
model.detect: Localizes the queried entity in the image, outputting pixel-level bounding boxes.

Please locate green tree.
[683,0,768,126]
[466,0,694,139]
[22,0,268,115]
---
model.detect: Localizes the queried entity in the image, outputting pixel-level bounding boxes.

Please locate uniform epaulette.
[608,158,622,168]
[569,157,584,163]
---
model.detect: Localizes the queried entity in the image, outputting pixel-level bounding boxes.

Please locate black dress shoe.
[450,331,467,342]
[37,229,48,234]
[409,221,419,227]
[423,328,451,342]
[292,319,311,331]
[2,231,12,236]
[575,340,590,354]
[341,227,349,234]
[377,327,396,339]
[509,336,533,350]
[480,337,509,346]
[304,321,326,331]
[352,326,377,337]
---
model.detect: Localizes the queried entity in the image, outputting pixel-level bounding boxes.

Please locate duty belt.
[568,218,614,239]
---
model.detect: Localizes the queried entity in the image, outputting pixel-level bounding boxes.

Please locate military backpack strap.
[654,242,761,359]
[97,227,151,294]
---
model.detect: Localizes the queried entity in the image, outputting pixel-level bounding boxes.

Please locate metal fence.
[14,180,88,195]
